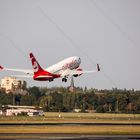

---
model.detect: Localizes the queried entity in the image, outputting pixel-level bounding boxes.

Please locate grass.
[0,113,140,138]
[0,112,140,124]
[0,125,140,135]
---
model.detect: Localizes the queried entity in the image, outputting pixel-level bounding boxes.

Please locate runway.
[0,122,140,126]
[0,134,140,140]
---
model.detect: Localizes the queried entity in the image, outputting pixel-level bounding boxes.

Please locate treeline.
[0,87,140,113]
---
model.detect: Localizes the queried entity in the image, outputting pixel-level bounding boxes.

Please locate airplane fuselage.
[33,56,81,81]
[46,56,81,74]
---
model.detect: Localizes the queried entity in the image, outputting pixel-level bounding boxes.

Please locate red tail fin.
[29,53,44,75]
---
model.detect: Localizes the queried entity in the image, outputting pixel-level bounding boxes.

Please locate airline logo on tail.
[29,53,56,81]
[29,53,44,74]
[31,57,39,72]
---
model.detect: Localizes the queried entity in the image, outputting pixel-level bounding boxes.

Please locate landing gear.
[62,76,68,82]
[49,79,54,82]
[62,77,67,82]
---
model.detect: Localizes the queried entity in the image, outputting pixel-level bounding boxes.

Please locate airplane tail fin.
[29,53,45,75]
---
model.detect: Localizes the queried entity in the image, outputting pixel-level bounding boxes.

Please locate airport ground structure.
[1,105,43,116]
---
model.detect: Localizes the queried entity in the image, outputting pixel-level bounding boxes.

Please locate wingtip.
[29,52,33,58]
[97,64,100,71]
[0,65,4,70]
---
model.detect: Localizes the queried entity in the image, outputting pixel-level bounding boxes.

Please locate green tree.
[20,95,36,106]
[39,95,52,111]
[50,92,63,112]
[28,86,42,100]
[0,93,13,105]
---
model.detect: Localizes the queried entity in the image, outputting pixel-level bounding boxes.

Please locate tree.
[0,93,13,105]
[20,95,36,106]
[28,86,42,100]
[96,105,105,113]
[22,81,27,90]
[50,92,63,112]
[39,95,52,111]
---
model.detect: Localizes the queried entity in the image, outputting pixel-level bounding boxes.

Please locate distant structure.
[2,105,43,116]
[0,76,27,93]
[69,76,75,92]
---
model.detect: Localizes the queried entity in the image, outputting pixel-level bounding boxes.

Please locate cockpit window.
[78,58,81,63]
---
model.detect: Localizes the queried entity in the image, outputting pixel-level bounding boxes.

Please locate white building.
[5,105,43,116]
[0,110,2,115]
[6,108,43,116]
[0,76,26,93]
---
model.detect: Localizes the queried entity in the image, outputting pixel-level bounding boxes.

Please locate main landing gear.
[62,77,67,82]
[49,79,54,82]
[62,76,68,82]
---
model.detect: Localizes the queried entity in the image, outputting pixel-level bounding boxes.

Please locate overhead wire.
[90,0,140,88]
[38,6,97,66]
[90,0,140,52]
[3,36,27,59]
[38,6,117,88]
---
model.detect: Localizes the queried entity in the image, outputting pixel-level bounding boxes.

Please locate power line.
[89,0,140,88]
[2,35,27,59]
[38,6,117,88]
[90,0,140,51]
[38,6,97,66]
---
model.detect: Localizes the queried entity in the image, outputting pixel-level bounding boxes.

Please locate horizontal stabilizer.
[11,75,33,78]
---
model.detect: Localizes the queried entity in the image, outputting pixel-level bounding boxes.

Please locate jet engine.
[73,68,83,77]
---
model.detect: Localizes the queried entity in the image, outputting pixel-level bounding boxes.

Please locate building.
[6,108,43,116]
[0,110,2,116]
[0,76,26,93]
[3,105,43,116]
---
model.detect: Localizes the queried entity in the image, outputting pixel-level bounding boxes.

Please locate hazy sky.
[0,0,140,90]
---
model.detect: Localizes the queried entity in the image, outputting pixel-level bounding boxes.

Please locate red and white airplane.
[0,53,100,82]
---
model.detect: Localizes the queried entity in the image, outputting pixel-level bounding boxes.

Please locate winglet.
[0,66,4,70]
[97,64,100,71]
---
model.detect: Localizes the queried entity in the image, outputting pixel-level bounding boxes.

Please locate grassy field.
[0,112,140,124]
[0,125,140,135]
[0,113,140,137]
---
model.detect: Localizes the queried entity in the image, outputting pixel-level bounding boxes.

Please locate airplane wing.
[0,65,33,74]
[11,75,53,78]
[61,64,100,77]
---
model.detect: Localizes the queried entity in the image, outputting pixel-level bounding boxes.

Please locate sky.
[0,0,140,90]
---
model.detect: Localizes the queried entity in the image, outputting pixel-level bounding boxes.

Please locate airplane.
[0,53,100,82]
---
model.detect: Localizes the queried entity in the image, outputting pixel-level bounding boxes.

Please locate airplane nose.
[78,58,81,64]
[77,57,81,64]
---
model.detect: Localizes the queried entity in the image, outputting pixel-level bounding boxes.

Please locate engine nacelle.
[73,68,83,77]
[73,74,80,77]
